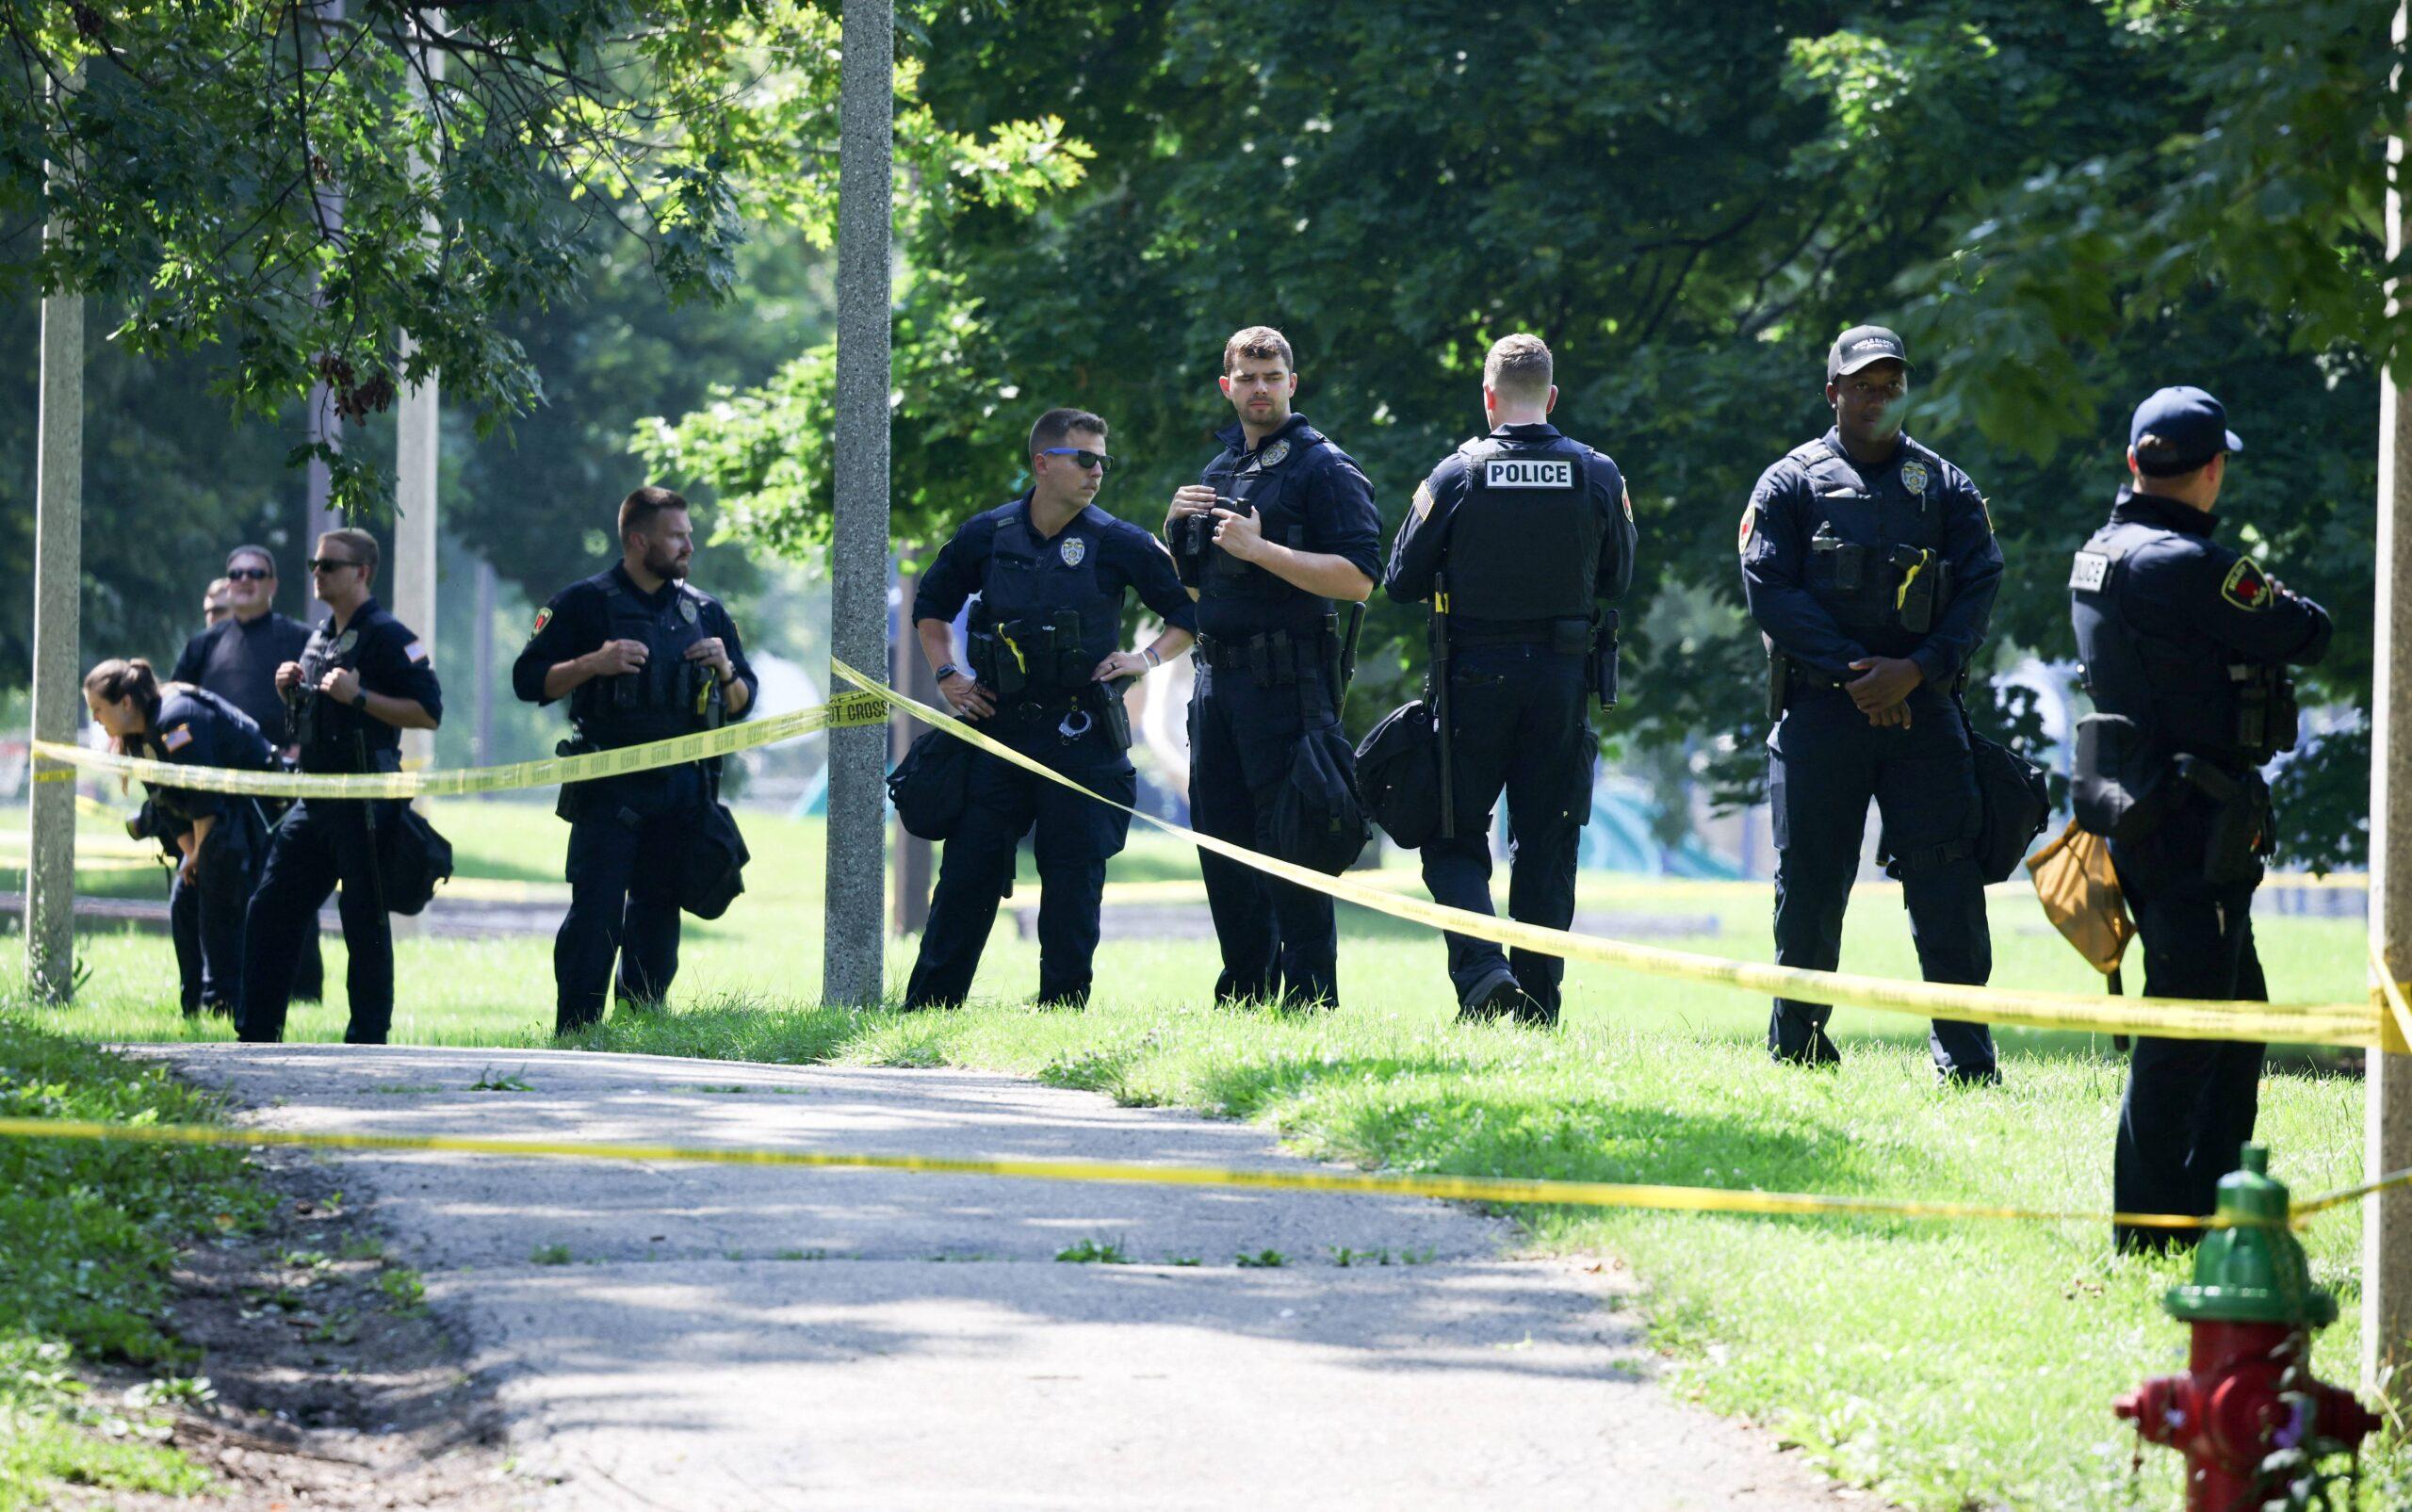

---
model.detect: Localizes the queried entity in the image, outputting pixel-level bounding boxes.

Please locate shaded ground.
[147,1044,1859,1510]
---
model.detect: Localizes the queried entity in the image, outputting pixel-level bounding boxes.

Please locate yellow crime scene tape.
[831,659,2384,1050]
[26,691,890,801]
[0,1115,2234,1233]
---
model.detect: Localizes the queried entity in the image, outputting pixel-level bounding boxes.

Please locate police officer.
[83,658,276,1016]
[2069,386,2331,1251]
[1739,325,2005,1081]
[202,577,233,627]
[1163,326,1380,1009]
[173,544,325,1000]
[1385,334,1636,1025]
[904,407,1198,1009]
[237,528,442,1045]
[513,486,758,1034]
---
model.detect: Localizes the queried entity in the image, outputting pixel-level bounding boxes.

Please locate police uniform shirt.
[1385,423,1637,607]
[295,598,443,772]
[1738,426,2003,683]
[511,563,759,714]
[171,611,314,739]
[2078,487,2332,714]
[1192,415,1382,640]
[147,686,275,824]
[914,494,1199,672]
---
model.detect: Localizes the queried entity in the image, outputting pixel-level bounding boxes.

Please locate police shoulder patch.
[1737,503,1757,555]
[1411,480,1435,520]
[1622,483,1635,523]
[530,607,552,639]
[2221,557,2273,611]
[404,639,431,664]
[161,724,193,753]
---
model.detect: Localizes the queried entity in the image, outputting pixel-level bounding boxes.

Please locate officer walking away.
[1163,326,1380,1009]
[236,528,442,1045]
[513,486,758,1034]
[1738,325,2005,1082]
[2069,387,2332,1251]
[1385,334,1636,1025]
[904,408,1198,1010]
[84,658,278,1016]
[174,545,326,1001]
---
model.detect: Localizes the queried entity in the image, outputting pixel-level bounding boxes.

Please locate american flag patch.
[404,639,431,663]
[163,725,193,752]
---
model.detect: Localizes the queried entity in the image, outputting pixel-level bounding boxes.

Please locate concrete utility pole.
[25,74,82,1001]
[2367,7,2412,1400]
[393,15,443,776]
[822,0,893,1007]
[471,558,497,764]
[303,0,346,596]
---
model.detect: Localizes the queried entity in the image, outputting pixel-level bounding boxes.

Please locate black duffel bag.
[1354,700,1444,850]
[1967,711,2049,884]
[378,803,454,916]
[888,727,971,840]
[1269,724,1370,874]
[678,799,751,919]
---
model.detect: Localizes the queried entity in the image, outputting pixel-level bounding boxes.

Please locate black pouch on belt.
[1589,610,1621,709]
[2180,756,2268,886]
[1092,680,1133,754]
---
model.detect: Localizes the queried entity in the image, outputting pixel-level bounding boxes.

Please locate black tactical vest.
[1788,438,1954,642]
[568,575,716,747]
[967,506,1122,701]
[2070,523,2295,768]
[1196,427,1325,621]
[1443,433,1600,623]
[292,623,368,772]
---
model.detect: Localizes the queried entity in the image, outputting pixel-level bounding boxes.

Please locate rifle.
[1431,571,1455,841]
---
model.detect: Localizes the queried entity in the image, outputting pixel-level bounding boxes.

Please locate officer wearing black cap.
[237,528,443,1046]
[1739,324,2006,1081]
[1163,325,1380,1009]
[2069,386,2331,1250]
[83,658,278,1016]
[514,486,758,1034]
[1386,333,1637,1025]
[905,407,1198,1009]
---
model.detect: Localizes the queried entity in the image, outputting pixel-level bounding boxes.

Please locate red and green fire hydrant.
[2113,1145,2380,1509]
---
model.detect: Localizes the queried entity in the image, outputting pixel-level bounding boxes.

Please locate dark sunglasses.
[225,566,272,581]
[306,557,365,574]
[1039,447,1115,473]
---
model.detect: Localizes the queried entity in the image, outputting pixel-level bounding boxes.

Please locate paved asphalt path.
[154,1045,1850,1511]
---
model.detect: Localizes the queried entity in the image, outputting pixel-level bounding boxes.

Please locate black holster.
[1589,610,1621,709]
[1765,647,1790,723]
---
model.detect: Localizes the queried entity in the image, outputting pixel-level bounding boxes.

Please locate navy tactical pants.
[1767,684,1996,1079]
[239,797,399,1045]
[1422,644,1594,1017]
[554,765,707,1034]
[1189,661,1340,1009]
[2110,817,2267,1252]
[904,708,1135,1009]
[167,805,265,1015]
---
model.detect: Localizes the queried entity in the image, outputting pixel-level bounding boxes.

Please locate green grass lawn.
[1,795,2401,1508]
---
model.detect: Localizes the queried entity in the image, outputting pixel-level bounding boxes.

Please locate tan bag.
[2025,819,2135,979]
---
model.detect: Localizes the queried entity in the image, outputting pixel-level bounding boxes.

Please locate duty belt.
[1198,616,1335,686]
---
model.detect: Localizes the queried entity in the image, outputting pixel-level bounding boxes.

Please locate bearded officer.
[1385,333,1636,1025]
[1738,324,2005,1082]
[1162,325,1380,1010]
[904,407,1198,1010]
[2069,386,2331,1249]
[514,486,758,1034]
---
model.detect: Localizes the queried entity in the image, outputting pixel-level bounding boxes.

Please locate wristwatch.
[934,663,961,683]
[350,691,369,711]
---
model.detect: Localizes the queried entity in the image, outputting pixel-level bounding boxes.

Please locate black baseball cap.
[1827,325,1912,380]
[2128,386,2243,477]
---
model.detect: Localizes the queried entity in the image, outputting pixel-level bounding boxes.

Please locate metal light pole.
[25,73,82,1000]
[2365,0,2412,1403]
[822,0,893,1007]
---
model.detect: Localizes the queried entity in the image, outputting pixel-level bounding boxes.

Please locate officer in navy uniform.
[2069,386,2332,1251]
[1386,333,1637,1024]
[905,407,1198,1009]
[82,658,277,1016]
[1739,325,2005,1081]
[172,544,325,1001]
[514,486,758,1034]
[1163,326,1380,1009]
[237,528,443,1046]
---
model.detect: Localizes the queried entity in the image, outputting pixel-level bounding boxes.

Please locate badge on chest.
[1486,458,1573,489]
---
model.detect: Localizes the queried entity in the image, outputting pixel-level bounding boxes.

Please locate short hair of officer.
[617,486,699,583]
[1029,407,1108,463]
[1483,333,1555,406]
[317,527,380,577]
[1223,325,1293,376]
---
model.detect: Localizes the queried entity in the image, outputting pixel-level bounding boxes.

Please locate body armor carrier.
[1442,433,1601,626]
[568,577,723,749]
[966,508,1122,704]
[1789,438,1954,638]
[1174,426,1328,625]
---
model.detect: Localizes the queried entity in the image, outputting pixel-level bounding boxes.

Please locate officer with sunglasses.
[1164,325,1380,1010]
[237,528,442,1046]
[171,543,328,1002]
[903,407,1198,1009]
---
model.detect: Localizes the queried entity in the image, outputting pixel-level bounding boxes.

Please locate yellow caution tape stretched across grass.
[0,1115,2234,1232]
[27,691,891,801]
[832,659,2382,1050]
